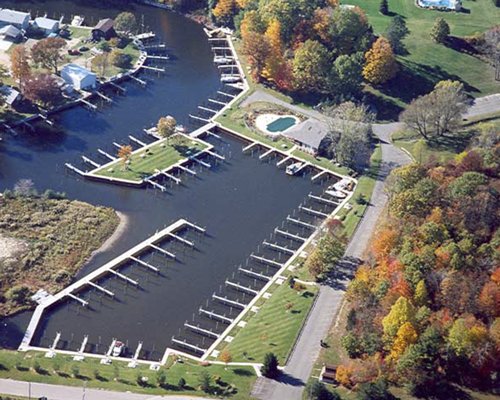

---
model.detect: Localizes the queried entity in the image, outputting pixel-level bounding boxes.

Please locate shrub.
[71,365,79,378]
[156,370,166,387]
[5,285,30,305]
[198,370,211,393]
[110,50,132,69]
[178,377,186,389]
[98,41,111,52]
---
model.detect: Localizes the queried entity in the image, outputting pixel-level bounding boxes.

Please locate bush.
[306,380,341,400]
[98,41,111,52]
[357,379,395,400]
[110,50,132,69]
[198,370,211,393]
[178,377,186,389]
[494,0,500,7]
[156,370,166,387]
[5,285,30,305]
[42,189,66,200]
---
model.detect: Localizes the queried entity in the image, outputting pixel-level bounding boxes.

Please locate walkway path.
[0,378,208,400]
[463,93,500,119]
[251,122,410,400]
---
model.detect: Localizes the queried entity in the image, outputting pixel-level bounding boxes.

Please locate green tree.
[357,378,393,400]
[110,50,132,69]
[385,15,409,54]
[379,0,389,15]
[430,18,450,43]
[292,40,330,93]
[329,52,364,96]
[414,279,429,307]
[198,370,211,393]
[156,370,167,387]
[261,352,280,379]
[306,380,341,399]
[114,12,138,35]
[329,8,372,55]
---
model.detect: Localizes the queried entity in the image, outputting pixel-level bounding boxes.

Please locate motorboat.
[286,162,303,176]
[112,341,125,357]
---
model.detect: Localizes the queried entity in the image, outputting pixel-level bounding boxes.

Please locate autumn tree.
[22,73,62,108]
[10,45,31,87]
[157,116,177,140]
[382,296,416,340]
[118,145,133,170]
[363,37,398,85]
[390,322,418,361]
[31,37,66,74]
[430,18,450,43]
[220,349,232,369]
[305,250,326,281]
[242,31,270,81]
[91,52,109,77]
[114,12,137,35]
[213,0,238,25]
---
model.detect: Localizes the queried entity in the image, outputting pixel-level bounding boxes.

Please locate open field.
[344,0,500,120]
[217,283,318,364]
[92,135,209,182]
[0,196,118,317]
[0,350,256,399]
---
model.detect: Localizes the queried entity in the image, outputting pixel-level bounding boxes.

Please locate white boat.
[71,15,84,27]
[221,75,241,83]
[112,341,125,357]
[286,162,303,176]
[214,56,234,64]
[325,189,347,199]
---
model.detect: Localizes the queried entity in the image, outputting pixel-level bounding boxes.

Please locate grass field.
[92,135,209,182]
[0,350,256,399]
[218,283,318,364]
[344,0,500,120]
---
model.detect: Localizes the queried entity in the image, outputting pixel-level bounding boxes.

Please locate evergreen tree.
[261,352,280,379]
[430,18,450,43]
[385,15,409,54]
[380,0,389,15]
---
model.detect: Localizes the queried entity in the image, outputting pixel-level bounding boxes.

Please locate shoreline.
[85,210,130,264]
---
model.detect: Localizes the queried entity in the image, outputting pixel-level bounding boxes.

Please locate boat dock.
[19,219,201,352]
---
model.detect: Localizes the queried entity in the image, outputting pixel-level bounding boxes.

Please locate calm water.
[0,0,326,357]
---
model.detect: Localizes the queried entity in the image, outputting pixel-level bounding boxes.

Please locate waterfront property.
[0,9,30,30]
[88,133,211,184]
[32,17,60,36]
[60,63,97,91]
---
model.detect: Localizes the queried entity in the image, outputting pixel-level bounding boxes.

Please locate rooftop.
[0,9,30,25]
[0,24,21,38]
[93,18,114,33]
[34,17,59,30]
[284,119,329,150]
[61,63,96,80]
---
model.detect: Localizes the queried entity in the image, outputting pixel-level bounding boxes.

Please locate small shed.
[0,86,20,106]
[91,18,116,41]
[33,17,60,36]
[0,9,30,30]
[60,63,97,91]
[0,24,22,42]
[320,364,338,383]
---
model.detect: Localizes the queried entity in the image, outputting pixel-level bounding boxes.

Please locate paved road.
[251,122,410,400]
[463,94,500,119]
[0,378,207,400]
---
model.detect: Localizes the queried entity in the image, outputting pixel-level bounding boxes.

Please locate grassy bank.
[217,283,318,364]
[0,350,256,399]
[0,195,119,317]
[92,135,209,182]
[344,0,500,119]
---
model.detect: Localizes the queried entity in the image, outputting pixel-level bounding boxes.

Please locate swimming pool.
[417,0,460,10]
[267,116,298,133]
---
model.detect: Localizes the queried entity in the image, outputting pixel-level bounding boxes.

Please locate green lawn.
[91,135,209,183]
[335,143,382,238]
[218,283,318,364]
[0,350,256,399]
[344,0,500,119]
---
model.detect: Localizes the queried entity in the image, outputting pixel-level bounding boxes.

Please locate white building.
[0,9,30,30]
[60,64,97,91]
[33,17,60,36]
